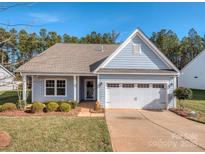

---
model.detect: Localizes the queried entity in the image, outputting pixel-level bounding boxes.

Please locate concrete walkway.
[105,109,205,152]
[77,102,104,117]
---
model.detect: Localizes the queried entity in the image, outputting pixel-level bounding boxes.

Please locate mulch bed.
[0,107,81,117]
[0,131,11,148]
[169,108,190,117]
[169,108,205,124]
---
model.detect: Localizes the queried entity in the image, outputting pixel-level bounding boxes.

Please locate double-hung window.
[57,80,66,96]
[45,80,55,96]
[45,79,66,96]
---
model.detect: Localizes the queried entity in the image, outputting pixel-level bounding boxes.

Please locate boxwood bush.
[31,101,45,113]
[59,103,71,112]
[1,103,17,111]
[46,102,59,112]
[68,100,77,109]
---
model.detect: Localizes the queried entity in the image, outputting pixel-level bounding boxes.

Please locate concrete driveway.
[105,109,205,152]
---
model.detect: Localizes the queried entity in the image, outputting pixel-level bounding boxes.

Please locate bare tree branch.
[0,35,13,45]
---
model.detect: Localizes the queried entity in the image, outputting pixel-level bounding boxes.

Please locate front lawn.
[177,89,205,123]
[0,117,112,152]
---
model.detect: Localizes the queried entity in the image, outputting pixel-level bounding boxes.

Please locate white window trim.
[44,78,67,97]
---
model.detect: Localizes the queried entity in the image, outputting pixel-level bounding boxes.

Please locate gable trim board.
[179,49,205,90]
[94,29,180,74]
[0,64,15,77]
[0,64,16,91]
[180,49,205,73]
[21,73,97,76]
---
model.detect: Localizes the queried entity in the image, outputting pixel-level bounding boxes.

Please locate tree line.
[151,28,205,69]
[0,27,205,72]
[0,28,120,71]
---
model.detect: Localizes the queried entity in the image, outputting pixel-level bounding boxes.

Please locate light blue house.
[16,28,180,109]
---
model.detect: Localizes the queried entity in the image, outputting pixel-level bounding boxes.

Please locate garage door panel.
[109,88,138,108]
[107,83,167,109]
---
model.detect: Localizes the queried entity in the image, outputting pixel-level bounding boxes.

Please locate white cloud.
[29,13,60,23]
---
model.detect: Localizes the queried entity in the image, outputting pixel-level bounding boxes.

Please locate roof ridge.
[57,43,120,46]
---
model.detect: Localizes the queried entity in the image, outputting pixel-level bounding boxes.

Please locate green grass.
[0,117,112,152]
[179,89,205,113]
[177,89,205,123]
[191,89,205,100]
[0,90,31,105]
[179,100,205,113]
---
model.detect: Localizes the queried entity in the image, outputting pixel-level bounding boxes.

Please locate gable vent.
[132,43,141,54]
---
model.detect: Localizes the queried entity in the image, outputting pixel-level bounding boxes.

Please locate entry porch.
[21,74,99,103]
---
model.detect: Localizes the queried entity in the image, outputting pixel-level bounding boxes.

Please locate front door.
[84,79,95,100]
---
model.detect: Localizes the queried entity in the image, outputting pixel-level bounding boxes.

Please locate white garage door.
[107,83,167,109]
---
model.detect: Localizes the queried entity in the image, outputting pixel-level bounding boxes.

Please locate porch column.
[77,76,80,102]
[97,74,100,101]
[173,76,177,108]
[22,74,27,102]
[73,75,77,101]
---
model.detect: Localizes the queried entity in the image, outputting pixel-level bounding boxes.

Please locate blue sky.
[1,2,205,41]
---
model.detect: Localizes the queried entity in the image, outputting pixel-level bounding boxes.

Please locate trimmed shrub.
[59,103,71,112]
[56,100,67,106]
[1,103,17,111]
[46,102,59,112]
[44,100,60,106]
[68,100,78,109]
[31,101,45,113]
[174,87,192,109]
[174,87,192,100]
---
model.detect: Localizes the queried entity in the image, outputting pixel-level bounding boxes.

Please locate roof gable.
[104,35,169,69]
[181,49,205,72]
[94,28,180,73]
[0,64,14,77]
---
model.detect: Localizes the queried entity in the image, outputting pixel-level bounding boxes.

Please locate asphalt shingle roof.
[16,43,119,74]
[16,43,177,75]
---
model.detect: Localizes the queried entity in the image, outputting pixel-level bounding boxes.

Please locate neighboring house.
[16,28,180,109]
[0,64,16,91]
[179,50,205,90]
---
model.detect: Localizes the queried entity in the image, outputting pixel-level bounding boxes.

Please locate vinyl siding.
[99,74,176,108]
[0,67,15,91]
[105,35,169,69]
[179,51,205,90]
[32,76,74,102]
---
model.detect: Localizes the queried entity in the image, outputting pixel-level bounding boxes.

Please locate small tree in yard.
[174,87,192,109]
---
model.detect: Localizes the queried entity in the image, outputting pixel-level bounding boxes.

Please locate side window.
[45,79,66,96]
